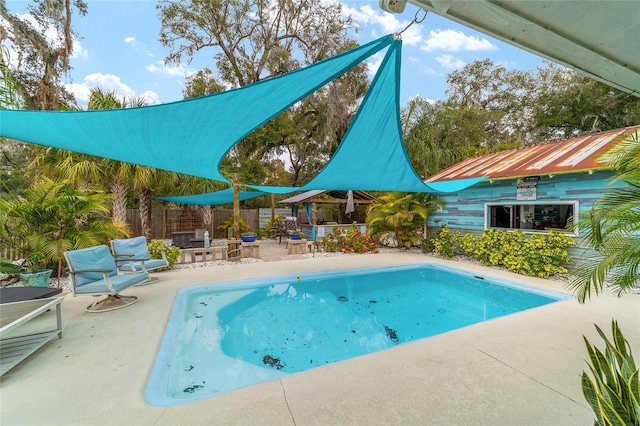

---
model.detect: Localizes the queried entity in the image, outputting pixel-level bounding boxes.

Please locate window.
[485,202,578,233]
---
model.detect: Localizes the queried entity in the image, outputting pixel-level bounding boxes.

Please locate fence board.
[126,208,260,240]
[259,208,291,229]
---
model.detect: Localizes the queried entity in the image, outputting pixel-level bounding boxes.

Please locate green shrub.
[264,214,283,233]
[419,236,435,253]
[432,228,576,278]
[581,320,639,426]
[466,228,575,278]
[502,231,575,278]
[433,226,459,257]
[366,192,430,248]
[457,233,477,255]
[147,240,180,268]
[322,227,378,254]
[217,215,248,237]
[471,228,511,266]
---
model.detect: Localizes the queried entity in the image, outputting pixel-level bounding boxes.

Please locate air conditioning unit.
[379,0,407,14]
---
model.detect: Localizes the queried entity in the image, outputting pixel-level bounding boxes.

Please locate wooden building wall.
[427,170,625,261]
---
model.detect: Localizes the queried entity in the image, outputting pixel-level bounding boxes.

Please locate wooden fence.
[126,207,264,239]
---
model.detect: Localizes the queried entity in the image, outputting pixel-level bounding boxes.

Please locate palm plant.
[366,192,433,248]
[30,88,169,237]
[568,132,640,302]
[0,178,130,284]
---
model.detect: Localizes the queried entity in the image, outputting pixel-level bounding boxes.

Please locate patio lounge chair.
[64,245,148,313]
[110,236,168,283]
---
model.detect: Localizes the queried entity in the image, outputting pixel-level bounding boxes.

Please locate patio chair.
[110,236,168,284]
[279,216,299,244]
[64,245,148,313]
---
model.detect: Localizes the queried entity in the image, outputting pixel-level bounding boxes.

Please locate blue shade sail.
[0,36,394,183]
[155,188,265,205]
[0,34,485,195]
[248,185,301,194]
[296,40,427,192]
[423,177,487,193]
[249,175,486,195]
[251,41,486,194]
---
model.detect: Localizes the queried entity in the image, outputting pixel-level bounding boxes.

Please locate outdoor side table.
[0,293,64,376]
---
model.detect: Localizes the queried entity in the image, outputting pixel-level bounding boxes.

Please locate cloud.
[421,29,496,52]
[65,72,161,106]
[435,54,465,69]
[408,94,436,105]
[146,61,188,77]
[138,90,161,105]
[71,39,88,59]
[343,4,422,46]
[123,36,154,57]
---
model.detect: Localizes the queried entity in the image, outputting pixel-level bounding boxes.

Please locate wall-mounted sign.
[517,177,538,200]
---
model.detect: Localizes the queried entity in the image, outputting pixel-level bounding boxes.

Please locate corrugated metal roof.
[425,126,640,182]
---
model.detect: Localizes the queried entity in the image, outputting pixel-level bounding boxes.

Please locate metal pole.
[233,173,240,238]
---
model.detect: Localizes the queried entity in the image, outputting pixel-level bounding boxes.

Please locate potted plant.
[289,231,305,240]
[241,231,257,243]
[18,252,53,287]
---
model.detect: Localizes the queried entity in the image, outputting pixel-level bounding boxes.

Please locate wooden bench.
[179,246,227,263]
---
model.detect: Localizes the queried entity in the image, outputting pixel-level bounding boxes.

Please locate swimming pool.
[145,263,569,406]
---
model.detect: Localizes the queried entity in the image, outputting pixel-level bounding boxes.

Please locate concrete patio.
[1,251,638,425]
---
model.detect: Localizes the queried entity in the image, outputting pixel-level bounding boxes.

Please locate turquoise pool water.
[145,263,568,406]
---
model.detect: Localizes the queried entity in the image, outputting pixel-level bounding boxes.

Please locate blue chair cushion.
[73,271,150,294]
[112,236,149,261]
[118,258,167,272]
[65,245,117,286]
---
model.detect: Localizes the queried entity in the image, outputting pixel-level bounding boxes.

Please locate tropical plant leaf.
[582,372,606,425]
[582,321,640,426]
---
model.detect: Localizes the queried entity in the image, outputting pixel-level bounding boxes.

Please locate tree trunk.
[200,205,212,226]
[110,176,128,226]
[139,187,151,240]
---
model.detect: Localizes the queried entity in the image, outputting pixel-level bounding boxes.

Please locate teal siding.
[428,170,625,252]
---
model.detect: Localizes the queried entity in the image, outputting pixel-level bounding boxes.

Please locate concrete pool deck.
[1,251,639,425]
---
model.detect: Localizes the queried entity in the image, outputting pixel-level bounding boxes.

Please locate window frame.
[483,200,579,236]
